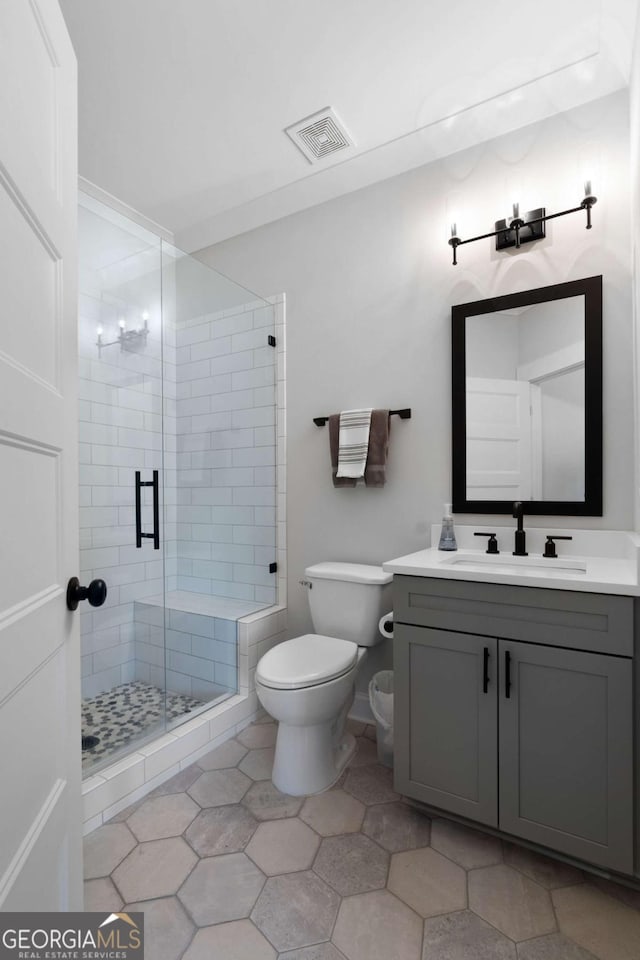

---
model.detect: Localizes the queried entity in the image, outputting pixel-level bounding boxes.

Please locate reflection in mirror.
[451,275,602,517]
[465,297,585,502]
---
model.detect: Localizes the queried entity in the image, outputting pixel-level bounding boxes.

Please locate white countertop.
[383,526,640,596]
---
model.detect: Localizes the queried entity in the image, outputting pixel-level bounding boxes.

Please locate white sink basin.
[439,552,587,575]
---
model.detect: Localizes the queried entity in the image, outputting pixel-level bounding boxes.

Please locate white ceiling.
[60,0,637,252]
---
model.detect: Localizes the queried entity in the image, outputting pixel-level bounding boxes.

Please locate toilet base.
[272,725,356,796]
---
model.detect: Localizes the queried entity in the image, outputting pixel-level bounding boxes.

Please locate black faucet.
[512,501,528,556]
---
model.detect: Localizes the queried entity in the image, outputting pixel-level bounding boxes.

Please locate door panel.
[394,624,498,826]
[466,377,532,500]
[499,640,633,873]
[0,0,80,909]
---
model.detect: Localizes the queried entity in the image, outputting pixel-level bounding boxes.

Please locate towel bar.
[313,408,411,427]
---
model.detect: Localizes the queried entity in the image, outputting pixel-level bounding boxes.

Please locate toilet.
[255,561,393,796]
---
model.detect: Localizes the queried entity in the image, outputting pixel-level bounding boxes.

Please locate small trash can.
[369,670,394,768]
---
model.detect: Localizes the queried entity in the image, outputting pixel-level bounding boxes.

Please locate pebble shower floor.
[81,680,204,770]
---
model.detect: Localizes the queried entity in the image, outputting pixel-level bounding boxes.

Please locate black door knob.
[66,577,107,611]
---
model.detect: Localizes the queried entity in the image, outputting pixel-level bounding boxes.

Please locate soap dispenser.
[438,503,458,551]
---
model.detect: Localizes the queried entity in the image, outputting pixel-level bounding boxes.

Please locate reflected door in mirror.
[465,298,585,502]
[451,276,602,517]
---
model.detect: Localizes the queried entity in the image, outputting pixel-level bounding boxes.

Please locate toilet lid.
[256,634,358,690]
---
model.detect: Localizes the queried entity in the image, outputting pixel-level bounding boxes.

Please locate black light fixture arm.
[448,192,597,265]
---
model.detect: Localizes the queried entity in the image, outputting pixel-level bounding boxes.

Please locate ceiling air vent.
[285,107,355,164]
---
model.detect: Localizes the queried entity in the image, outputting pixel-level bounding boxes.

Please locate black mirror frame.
[452,275,603,516]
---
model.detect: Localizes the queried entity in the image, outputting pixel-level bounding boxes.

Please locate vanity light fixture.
[96,311,150,355]
[447,182,597,265]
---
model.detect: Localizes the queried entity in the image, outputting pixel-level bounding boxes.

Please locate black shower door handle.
[135,470,160,549]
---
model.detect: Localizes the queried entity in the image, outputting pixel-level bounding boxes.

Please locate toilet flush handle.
[299,579,313,589]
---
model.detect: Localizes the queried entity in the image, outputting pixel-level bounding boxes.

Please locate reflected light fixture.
[447,181,597,265]
[96,311,150,355]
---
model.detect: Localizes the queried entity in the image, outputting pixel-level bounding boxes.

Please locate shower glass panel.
[79,193,278,773]
[158,244,277,726]
[78,195,166,771]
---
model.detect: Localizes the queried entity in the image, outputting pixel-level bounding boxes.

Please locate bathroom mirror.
[452,275,602,516]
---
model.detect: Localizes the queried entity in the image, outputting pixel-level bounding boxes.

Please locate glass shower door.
[161,241,278,719]
[78,194,168,771]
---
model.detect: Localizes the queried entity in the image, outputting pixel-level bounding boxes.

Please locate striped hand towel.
[336,408,373,479]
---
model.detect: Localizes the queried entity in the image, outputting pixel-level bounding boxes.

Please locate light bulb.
[118,317,126,330]
[96,325,103,337]
[445,194,462,242]
[578,142,599,201]
[142,310,150,321]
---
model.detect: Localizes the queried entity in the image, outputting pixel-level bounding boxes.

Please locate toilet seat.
[256,634,358,690]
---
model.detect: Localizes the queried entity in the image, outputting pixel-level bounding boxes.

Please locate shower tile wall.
[134,600,236,699]
[78,296,176,699]
[174,302,277,606]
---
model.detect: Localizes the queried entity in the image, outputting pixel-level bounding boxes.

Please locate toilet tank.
[304,562,393,646]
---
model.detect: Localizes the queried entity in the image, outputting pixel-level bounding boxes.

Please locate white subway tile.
[254,507,276,525]
[231,366,275,391]
[233,486,276,507]
[191,374,233,397]
[80,465,120,486]
[119,578,164,603]
[177,322,212,346]
[255,426,276,446]
[190,449,233,469]
[210,313,253,339]
[209,506,254,525]
[209,580,255,601]
[176,395,210,418]
[232,525,275,546]
[191,410,233,433]
[232,446,275,467]
[91,402,145,430]
[211,428,255,449]
[209,389,254,412]
[191,487,234,506]
[254,466,276,486]
[79,506,119,529]
[191,559,234,582]
[231,328,268,353]
[210,351,254,376]
[92,525,137,548]
[190,336,232,361]
[231,407,275,430]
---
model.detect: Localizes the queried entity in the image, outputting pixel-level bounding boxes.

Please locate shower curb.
[82,604,287,834]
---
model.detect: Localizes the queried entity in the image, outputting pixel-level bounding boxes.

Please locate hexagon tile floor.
[84,716,640,960]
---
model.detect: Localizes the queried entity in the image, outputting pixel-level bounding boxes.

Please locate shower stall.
[78,192,279,774]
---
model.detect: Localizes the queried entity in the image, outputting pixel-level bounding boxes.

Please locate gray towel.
[364,409,390,487]
[329,414,357,487]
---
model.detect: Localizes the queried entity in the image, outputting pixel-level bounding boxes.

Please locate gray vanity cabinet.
[393,576,634,874]
[394,625,498,827]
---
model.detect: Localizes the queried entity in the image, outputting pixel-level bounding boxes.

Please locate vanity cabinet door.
[499,640,633,873]
[394,624,498,826]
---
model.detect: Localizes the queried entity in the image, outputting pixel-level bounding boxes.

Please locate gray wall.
[195,92,633,695]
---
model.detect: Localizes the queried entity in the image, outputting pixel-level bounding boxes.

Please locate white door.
[466,377,532,501]
[0,1,81,909]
